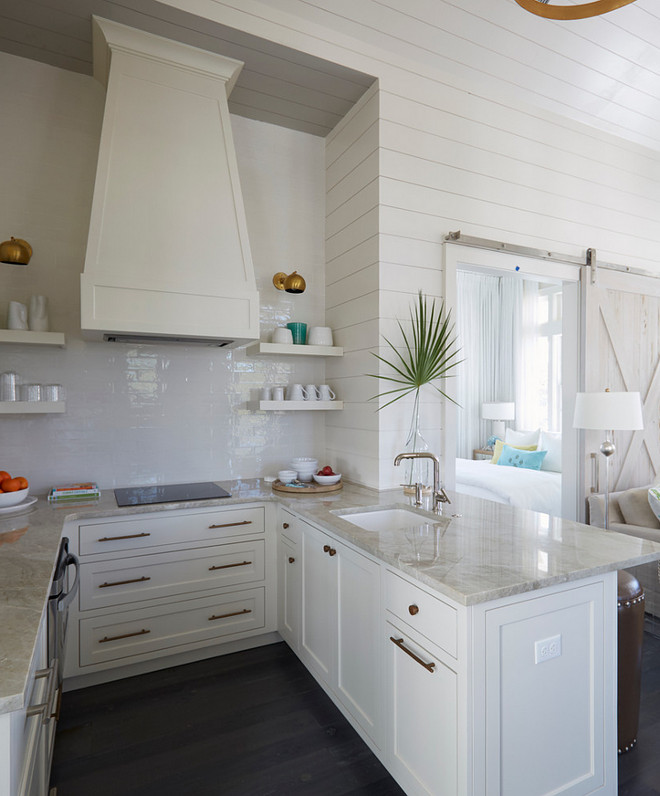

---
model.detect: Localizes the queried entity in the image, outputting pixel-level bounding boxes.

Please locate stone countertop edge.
[2,478,660,715]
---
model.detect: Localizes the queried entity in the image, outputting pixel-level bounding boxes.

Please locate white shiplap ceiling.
[0,0,375,137]
[1,0,660,151]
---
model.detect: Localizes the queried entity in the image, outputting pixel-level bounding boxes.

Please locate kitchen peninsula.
[2,481,660,796]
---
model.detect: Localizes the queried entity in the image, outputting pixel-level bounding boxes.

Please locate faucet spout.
[393,451,450,512]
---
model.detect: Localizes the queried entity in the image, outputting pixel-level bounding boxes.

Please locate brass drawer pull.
[408,604,419,616]
[99,576,151,588]
[288,557,295,564]
[208,520,252,529]
[208,560,252,571]
[98,532,150,542]
[208,608,252,621]
[390,637,436,673]
[328,548,337,557]
[323,544,331,553]
[282,522,290,529]
[100,628,150,643]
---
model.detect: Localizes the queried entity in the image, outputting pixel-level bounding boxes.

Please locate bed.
[454,457,562,516]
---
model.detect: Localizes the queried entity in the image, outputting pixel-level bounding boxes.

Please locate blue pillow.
[496,444,547,470]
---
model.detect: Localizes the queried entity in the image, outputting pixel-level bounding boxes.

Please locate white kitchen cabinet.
[278,509,301,651]
[386,620,458,796]
[298,516,383,749]
[63,502,277,685]
[0,607,50,796]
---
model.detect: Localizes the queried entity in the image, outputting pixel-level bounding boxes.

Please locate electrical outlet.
[534,634,562,664]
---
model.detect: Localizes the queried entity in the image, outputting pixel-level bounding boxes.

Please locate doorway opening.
[443,243,581,520]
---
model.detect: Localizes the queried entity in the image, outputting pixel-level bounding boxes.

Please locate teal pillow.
[496,444,547,470]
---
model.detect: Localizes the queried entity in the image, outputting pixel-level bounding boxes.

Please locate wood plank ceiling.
[0,0,376,137]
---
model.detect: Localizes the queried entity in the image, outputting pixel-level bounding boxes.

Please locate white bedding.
[455,457,562,516]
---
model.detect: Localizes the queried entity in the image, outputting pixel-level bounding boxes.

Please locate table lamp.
[573,389,644,529]
[482,402,515,440]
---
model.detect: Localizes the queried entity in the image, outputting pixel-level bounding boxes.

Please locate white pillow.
[505,427,541,448]
[539,430,562,472]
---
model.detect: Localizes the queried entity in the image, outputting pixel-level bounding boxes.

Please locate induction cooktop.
[114,481,231,507]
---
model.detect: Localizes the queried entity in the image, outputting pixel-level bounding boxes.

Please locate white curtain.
[455,271,523,458]
[517,280,540,431]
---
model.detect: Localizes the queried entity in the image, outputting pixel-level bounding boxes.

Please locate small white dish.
[278,469,298,482]
[0,495,37,514]
[0,487,29,508]
[298,471,314,482]
[312,473,341,486]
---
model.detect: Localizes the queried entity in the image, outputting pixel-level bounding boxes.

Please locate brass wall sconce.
[0,237,32,265]
[273,271,306,294]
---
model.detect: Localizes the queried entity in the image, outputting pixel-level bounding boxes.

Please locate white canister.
[0,372,19,401]
[7,301,28,330]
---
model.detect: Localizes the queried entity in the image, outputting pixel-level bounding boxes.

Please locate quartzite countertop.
[3,478,660,715]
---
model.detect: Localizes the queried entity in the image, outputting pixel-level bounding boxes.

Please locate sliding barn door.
[582,266,660,495]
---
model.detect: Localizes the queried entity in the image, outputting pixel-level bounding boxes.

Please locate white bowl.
[291,458,318,467]
[297,471,314,482]
[278,470,298,483]
[0,486,29,507]
[312,473,341,486]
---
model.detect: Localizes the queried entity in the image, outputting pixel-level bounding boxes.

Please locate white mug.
[272,386,285,401]
[28,295,49,332]
[307,326,333,346]
[272,327,294,345]
[287,384,305,401]
[303,384,319,401]
[260,387,271,401]
[318,384,336,401]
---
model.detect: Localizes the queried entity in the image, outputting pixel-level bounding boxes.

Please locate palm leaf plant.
[368,291,462,488]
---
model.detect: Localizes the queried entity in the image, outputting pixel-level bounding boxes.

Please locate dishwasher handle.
[57,552,80,612]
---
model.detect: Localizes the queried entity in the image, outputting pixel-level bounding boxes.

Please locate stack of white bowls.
[290,457,318,482]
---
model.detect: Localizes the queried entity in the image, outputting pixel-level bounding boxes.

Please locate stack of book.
[48,482,101,502]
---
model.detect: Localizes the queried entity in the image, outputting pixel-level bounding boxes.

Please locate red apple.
[321,465,333,475]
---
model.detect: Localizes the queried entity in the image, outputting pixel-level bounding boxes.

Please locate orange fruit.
[0,478,21,492]
[16,476,28,490]
[0,471,11,483]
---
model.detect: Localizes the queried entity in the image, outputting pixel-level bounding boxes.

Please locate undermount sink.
[334,506,443,533]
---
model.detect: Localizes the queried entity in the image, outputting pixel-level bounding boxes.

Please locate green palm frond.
[368,291,462,410]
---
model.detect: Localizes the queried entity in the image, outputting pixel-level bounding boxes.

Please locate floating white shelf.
[245,341,343,358]
[0,330,66,347]
[0,402,66,414]
[252,400,343,411]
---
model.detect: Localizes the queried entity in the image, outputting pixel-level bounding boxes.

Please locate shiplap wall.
[325,84,382,487]
[162,0,660,490]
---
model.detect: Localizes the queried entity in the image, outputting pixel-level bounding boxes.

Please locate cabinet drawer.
[79,587,265,666]
[385,570,457,659]
[78,505,265,556]
[79,540,265,610]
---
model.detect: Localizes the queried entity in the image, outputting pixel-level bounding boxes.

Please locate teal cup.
[287,322,307,345]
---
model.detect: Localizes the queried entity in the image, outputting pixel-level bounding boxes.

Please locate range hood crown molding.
[91,17,244,95]
[81,18,259,348]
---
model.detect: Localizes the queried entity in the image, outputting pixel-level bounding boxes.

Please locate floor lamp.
[573,390,644,530]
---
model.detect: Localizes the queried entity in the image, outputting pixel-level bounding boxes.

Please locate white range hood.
[81,18,259,347]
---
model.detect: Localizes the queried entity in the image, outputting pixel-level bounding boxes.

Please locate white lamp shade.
[573,391,644,431]
[482,402,515,421]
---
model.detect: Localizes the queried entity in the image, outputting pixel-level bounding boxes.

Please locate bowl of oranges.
[0,471,29,507]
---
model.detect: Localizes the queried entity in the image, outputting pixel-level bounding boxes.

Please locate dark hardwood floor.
[52,634,660,795]
[50,642,404,796]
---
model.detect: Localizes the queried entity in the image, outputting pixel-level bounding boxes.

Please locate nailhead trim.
[618,737,637,754]
[617,594,645,608]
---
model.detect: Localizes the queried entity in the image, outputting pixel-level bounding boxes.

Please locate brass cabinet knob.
[282,522,290,529]
[288,557,295,564]
[323,544,331,553]
[328,548,337,557]
[408,604,419,616]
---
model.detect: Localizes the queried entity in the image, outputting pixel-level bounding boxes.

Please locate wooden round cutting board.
[271,479,343,494]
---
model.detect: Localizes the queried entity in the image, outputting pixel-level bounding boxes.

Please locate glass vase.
[402,391,431,493]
